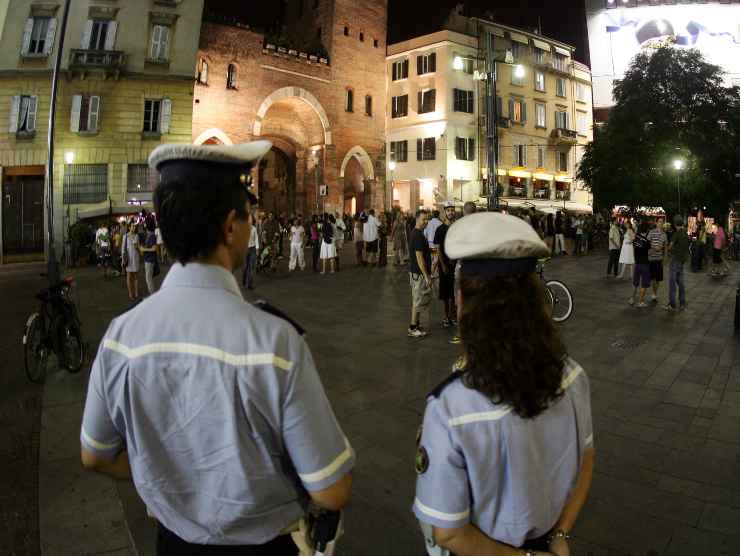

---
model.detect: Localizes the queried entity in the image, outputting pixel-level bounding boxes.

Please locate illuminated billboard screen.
[586,1,740,108]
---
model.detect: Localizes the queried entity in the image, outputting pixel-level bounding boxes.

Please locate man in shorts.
[408,210,432,338]
[434,202,457,328]
[630,221,652,307]
[647,219,667,303]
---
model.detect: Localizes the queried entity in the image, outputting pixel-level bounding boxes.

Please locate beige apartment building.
[0,0,203,264]
[386,10,594,213]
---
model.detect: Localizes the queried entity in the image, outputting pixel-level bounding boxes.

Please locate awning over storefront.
[76,203,153,220]
[509,32,529,45]
[504,198,593,214]
[554,46,570,57]
[532,39,551,52]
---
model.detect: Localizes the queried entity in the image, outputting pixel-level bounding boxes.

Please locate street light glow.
[388,160,396,171]
[514,64,525,79]
[453,56,464,71]
[64,151,74,164]
[673,159,684,170]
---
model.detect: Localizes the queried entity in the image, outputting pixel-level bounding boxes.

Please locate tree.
[578,46,740,217]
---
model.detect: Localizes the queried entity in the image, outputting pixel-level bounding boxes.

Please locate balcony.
[69,49,125,78]
[551,128,578,145]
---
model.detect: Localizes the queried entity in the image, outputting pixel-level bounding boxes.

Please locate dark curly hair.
[459,272,566,419]
[153,166,250,265]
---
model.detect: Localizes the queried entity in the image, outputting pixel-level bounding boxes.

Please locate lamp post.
[388,160,396,209]
[461,33,524,212]
[44,0,71,285]
[673,158,684,217]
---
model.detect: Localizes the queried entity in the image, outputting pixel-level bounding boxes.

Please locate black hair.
[154,166,250,265]
[432,210,440,218]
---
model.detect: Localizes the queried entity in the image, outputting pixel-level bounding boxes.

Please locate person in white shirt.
[334,213,346,272]
[424,210,443,248]
[363,209,380,267]
[241,217,260,289]
[289,218,306,271]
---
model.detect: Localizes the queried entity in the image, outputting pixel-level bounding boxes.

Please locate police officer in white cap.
[413,212,594,556]
[80,141,354,555]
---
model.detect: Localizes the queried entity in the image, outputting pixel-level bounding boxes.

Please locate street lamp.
[673,158,684,217]
[64,151,74,165]
[388,160,396,209]
[466,32,525,212]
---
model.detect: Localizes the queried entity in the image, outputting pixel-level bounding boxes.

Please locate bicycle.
[23,274,85,383]
[537,258,574,323]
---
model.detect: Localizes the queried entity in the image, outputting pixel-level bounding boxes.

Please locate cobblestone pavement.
[3,247,739,555]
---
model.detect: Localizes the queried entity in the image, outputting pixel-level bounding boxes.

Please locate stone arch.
[253,87,332,145]
[194,128,234,146]
[339,145,375,179]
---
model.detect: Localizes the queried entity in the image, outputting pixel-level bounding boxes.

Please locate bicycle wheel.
[23,313,48,383]
[543,283,555,319]
[546,280,574,323]
[57,318,84,373]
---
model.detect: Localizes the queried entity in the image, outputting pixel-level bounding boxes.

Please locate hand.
[548,537,570,556]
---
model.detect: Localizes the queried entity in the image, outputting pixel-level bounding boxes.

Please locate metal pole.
[44,0,71,286]
[677,171,681,217]
[485,29,499,211]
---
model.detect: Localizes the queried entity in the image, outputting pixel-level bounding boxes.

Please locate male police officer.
[414,213,594,556]
[80,141,354,554]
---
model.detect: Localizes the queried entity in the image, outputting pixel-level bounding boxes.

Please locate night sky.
[206,0,590,64]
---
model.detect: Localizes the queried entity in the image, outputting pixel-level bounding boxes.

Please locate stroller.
[257,244,274,273]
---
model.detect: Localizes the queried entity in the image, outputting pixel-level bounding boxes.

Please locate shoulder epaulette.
[253,300,306,336]
[428,370,465,399]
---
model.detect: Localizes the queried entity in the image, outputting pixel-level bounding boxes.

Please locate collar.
[161,262,242,298]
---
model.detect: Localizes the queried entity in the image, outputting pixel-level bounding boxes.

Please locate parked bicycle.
[537,258,574,323]
[23,274,84,383]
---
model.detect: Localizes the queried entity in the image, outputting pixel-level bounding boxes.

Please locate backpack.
[322,223,333,244]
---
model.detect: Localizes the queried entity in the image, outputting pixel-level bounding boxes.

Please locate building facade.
[192,0,388,218]
[386,13,594,213]
[586,0,740,119]
[0,0,203,264]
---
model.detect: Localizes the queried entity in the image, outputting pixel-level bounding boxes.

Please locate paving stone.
[664,381,708,408]
[699,503,740,534]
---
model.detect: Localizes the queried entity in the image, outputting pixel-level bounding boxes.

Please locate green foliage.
[577,46,740,216]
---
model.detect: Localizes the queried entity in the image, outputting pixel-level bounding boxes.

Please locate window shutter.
[104,21,117,50]
[81,20,93,49]
[42,18,57,56]
[150,26,160,59]
[417,56,423,75]
[8,96,20,132]
[160,26,170,60]
[70,94,82,132]
[469,138,475,161]
[417,91,422,113]
[522,145,528,167]
[521,101,527,123]
[429,89,436,111]
[454,137,460,159]
[21,18,33,55]
[88,96,100,132]
[508,99,514,119]
[429,52,436,72]
[27,96,38,132]
[468,91,474,113]
[417,138,423,161]
[403,59,408,78]
[392,63,397,81]
[160,98,172,133]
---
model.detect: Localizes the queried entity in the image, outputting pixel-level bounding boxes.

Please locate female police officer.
[80,141,353,555]
[414,212,594,556]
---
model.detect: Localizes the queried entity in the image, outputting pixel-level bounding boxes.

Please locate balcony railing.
[69,49,125,72]
[551,128,578,145]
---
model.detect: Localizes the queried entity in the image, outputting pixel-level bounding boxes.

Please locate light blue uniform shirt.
[81,263,354,545]
[413,357,593,547]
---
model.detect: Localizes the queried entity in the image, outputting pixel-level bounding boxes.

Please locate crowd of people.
[92,211,165,301]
